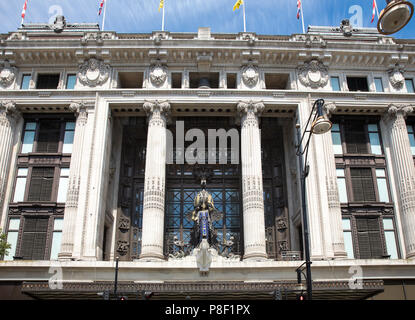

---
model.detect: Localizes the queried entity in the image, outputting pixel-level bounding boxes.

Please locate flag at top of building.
[371,0,377,23]
[21,0,28,25]
[297,0,302,19]
[233,0,243,11]
[159,0,164,12]
[98,0,105,16]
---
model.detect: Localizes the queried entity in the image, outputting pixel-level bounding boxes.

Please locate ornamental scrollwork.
[149,63,167,87]
[241,64,259,87]
[298,60,329,89]
[0,62,17,88]
[116,241,129,256]
[78,58,110,87]
[388,65,405,90]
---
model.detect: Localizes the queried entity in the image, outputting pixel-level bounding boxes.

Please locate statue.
[186,177,223,250]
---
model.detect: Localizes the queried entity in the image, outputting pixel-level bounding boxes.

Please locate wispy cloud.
[0,0,414,38]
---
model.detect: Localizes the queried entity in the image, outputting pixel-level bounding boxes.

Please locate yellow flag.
[233,0,243,11]
[159,0,164,12]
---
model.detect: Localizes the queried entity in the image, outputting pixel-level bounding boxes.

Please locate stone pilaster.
[321,103,347,258]
[383,104,415,259]
[139,100,170,260]
[237,101,267,260]
[0,101,20,214]
[59,102,88,260]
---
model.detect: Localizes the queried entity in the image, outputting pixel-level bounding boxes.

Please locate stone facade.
[0,20,414,299]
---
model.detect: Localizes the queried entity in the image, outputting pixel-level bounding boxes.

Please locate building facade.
[0,17,414,299]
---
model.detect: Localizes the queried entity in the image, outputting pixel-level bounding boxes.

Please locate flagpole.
[102,0,108,31]
[243,0,246,32]
[301,0,305,34]
[374,0,380,18]
[162,1,165,31]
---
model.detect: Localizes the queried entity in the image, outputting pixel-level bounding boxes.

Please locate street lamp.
[377,0,414,35]
[295,99,332,300]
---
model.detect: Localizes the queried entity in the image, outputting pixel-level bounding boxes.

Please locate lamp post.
[377,0,414,34]
[295,99,332,300]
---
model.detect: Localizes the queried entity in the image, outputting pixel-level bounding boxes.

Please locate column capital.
[237,100,265,116]
[143,100,171,115]
[69,101,89,125]
[385,104,414,120]
[0,100,20,124]
[323,102,337,118]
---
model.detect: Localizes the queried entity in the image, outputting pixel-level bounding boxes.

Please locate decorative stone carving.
[298,60,329,89]
[387,104,413,118]
[78,58,110,87]
[0,62,17,88]
[324,102,337,117]
[241,64,259,87]
[149,63,167,87]
[389,65,405,90]
[237,100,265,119]
[340,19,353,37]
[116,241,129,256]
[276,219,288,231]
[51,16,66,33]
[118,217,130,232]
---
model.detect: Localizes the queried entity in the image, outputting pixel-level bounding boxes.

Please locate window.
[342,218,354,258]
[368,124,382,155]
[342,121,382,155]
[336,169,348,203]
[20,74,31,89]
[50,218,63,260]
[37,120,61,153]
[21,122,36,153]
[4,218,20,261]
[264,73,289,89]
[331,123,342,154]
[171,73,182,89]
[374,77,384,92]
[57,168,70,203]
[356,217,383,259]
[376,169,390,203]
[62,122,75,154]
[66,74,76,89]
[36,74,60,89]
[13,168,28,203]
[227,73,237,89]
[330,76,341,91]
[27,167,55,202]
[408,124,415,156]
[118,72,143,88]
[350,168,376,202]
[20,217,49,260]
[347,76,369,92]
[383,218,398,259]
[405,78,414,93]
[189,72,219,89]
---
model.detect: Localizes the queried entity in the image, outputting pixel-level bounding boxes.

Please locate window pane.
[66,75,76,89]
[331,77,341,91]
[22,131,35,153]
[50,232,62,260]
[25,122,36,130]
[408,124,414,134]
[369,132,382,155]
[408,130,415,156]
[53,218,64,231]
[377,178,389,202]
[406,79,414,93]
[336,169,345,177]
[17,168,28,176]
[13,177,27,202]
[60,168,70,177]
[374,78,384,92]
[4,231,19,261]
[342,218,351,230]
[65,122,75,130]
[62,131,74,154]
[57,177,69,202]
[332,132,343,154]
[343,231,354,258]
[9,218,21,230]
[332,123,340,132]
[375,169,386,177]
[368,124,378,132]
[337,178,348,203]
[383,218,394,230]
[384,231,398,259]
[21,75,31,89]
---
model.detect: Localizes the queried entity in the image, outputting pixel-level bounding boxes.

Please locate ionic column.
[59,102,88,260]
[0,101,20,214]
[237,101,267,260]
[139,100,170,260]
[321,103,347,258]
[383,104,415,259]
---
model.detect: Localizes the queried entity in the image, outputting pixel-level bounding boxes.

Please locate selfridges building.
[0,17,414,300]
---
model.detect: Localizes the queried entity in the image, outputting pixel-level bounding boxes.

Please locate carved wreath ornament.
[241,65,259,87]
[78,58,110,87]
[149,64,167,87]
[0,62,17,88]
[388,65,405,90]
[298,60,329,89]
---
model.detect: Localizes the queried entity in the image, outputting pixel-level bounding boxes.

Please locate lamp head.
[377,0,414,35]
[311,99,332,135]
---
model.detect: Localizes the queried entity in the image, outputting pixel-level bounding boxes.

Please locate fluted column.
[0,101,20,213]
[321,103,347,258]
[237,101,267,260]
[59,102,88,260]
[139,100,170,260]
[383,104,415,259]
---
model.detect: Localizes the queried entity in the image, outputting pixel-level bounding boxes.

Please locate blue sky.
[1,0,414,38]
